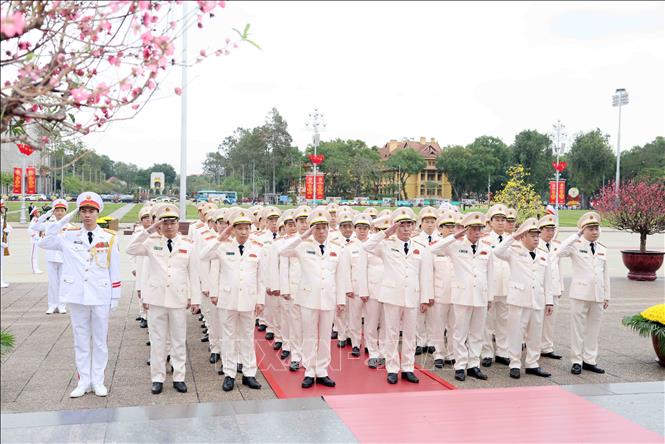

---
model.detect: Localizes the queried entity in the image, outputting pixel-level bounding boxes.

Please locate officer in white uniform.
[278,207,349,389]
[494,217,554,379]
[481,204,511,367]
[557,212,610,375]
[28,207,44,274]
[131,205,154,328]
[272,210,297,361]
[0,199,10,288]
[332,209,356,348]
[34,199,73,314]
[429,212,493,382]
[538,214,564,360]
[255,206,282,344]
[200,209,264,392]
[413,206,439,355]
[126,205,201,395]
[363,208,433,385]
[39,192,121,398]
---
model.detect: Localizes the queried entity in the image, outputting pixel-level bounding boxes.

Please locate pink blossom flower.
[1,11,26,38]
[197,1,217,13]
[199,49,207,57]
[131,103,140,110]
[138,1,150,11]
[147,79,156,90]
[174,87,182,95]
[219,1,226,8]
[70,88,91,104]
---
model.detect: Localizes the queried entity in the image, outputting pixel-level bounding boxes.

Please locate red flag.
[13,168,21,194]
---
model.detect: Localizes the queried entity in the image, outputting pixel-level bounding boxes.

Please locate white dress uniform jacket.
[557,234,611,302]
[540,238,564,296]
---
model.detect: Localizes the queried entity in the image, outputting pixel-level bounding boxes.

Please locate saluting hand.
[454,226,468,240]
[218,224,233,242]
[300,226,315,240]
[384,222,400,237]
[146,220,162,234]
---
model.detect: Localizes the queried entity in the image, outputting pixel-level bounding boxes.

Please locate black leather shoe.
[280,350,290,360]
[346,338,352,346]
[200,322,206,328]
[444,358,456,365]
[368,358,378,369]
[222,376,235,391]
[237,363,243,373]
[301,376,314,388]
[218,367,225,375]
[198,314,204,321]
[582,362,605,374]
[200,334,209,343]
[427,346,436,354]
[387,373,398,384]
[139,319,148,328]
[434,359,444,369]
[255,318,259,327]
[136,315,142,321]
[209,353,220,364]
[481,357,493,367]
[454,370,465,381]
[146,340,151,346]
[364,347,369,355]
[495,356,510,366]
[258,324,267,332]
[467,367,488,380]
[541,351,563,360]
[525,367,551,377]
[351,346,361,357]
[273,341,282,350]
[316,376,336,387]
[242,376,262,389]
[151,382,163,394]
[401,372,419,383]
[509,368,521,379]
[146,359,150,366]
[337,340,346,348]
[202,328,208,334]
[331,331,338,340]
[415,346,423,356]
[289,361,300,372]
[173,381,187,393]
[571,363,582,375]
[265,332,275,341]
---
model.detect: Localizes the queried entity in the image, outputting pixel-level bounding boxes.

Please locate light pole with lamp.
[612,88,629,193]
[551,120,567,210]
[305,108,325,206]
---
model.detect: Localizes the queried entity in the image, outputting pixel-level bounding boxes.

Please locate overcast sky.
[83,1,664,175]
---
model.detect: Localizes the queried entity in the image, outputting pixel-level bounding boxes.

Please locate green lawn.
[119,202,199,223]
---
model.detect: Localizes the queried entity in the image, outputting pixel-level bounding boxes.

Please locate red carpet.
[325,386,664,443]
[255,330,455,399]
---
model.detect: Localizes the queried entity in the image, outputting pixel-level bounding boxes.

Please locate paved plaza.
[1,222,663,441]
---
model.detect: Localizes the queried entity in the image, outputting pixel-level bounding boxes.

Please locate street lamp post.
[305,108,325,206]
[551,120,567,210]
[612,88,629,194]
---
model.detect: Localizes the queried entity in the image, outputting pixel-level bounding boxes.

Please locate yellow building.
[378,137,453,200]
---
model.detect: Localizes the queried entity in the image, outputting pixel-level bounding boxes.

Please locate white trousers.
[334,305,349,341]
[346,295,364,348]
[570,298,604,366]
[364,298,385,359]
[207,299,221,354]
[482,296,509,359]
[300,307,335,378]
[46,261,63,310]
[541,295,560,353]
[507,305,544,369]
[220,309,257,378]
[31,242,41,273]
[430,302,455,361]
[148,305,187,382]
[0,249,7,285]
[265,294,282,341]
[69,303,110,387]
[383,303,417,374]
[416,309,429,347]
[280,297,303,362]
[452,304,486,371]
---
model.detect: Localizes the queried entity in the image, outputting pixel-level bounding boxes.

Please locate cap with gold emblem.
[461,211,486,227]
[391,207,416,224]
[418,206,438,224]
[281,209,295,224]
[353,213,371,227]
[486,204,508,220]
[76,192,104,212]
[307,207,331,226]
[294,205,312,220]
[196,202,208,211]
[455,212,465,226]
[249,205,263,219]
[577,211,601,229]
[363,207,378,218]
[150,203,167,219]
[52,198,68,210]
[157,205,180,220]
[371,215,391,230]
[437,210,457,227]
[337,209,354,225]
[538,215,558,229]
[261,206,281,220]
[229,209,254,226]
[327,202,339,214]
[515,217,540,236]
[210,208,228,222]
[138,205,152,219]
[378,209,392,219]
[505,208,517,221]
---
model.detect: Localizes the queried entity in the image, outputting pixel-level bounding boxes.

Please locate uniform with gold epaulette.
[255,206,282,346]
[331,209,357,348]
[538,214,564,359]
[412,206,439,354]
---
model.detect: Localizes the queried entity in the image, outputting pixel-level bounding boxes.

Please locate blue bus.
[195,190,238,204]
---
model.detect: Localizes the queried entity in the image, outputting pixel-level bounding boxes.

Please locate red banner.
[305,175,314,199]
[26,167,36,194]
[548,180,566,205]
[315,175,324,200]
[305,174,325,200]
[13,168,21,194]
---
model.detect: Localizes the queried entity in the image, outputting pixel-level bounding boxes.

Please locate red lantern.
[308,154,325,165]
[552,161,567,173]
[17,143,34,156]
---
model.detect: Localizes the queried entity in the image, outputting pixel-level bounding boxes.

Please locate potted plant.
[1,329,15,358]
[622,304,665,367]
[593,180,665,281]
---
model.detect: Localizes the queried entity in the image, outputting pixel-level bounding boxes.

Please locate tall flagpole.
[178,2,188,219]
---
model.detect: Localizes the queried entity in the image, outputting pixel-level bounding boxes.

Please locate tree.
[1,1,255,148]
[568,129,616,207]
[511,130,553,196]
[492,165,543,221]
[621,137,665,184]
[386,148,426,200]
[203,151,225,185]
[437,145,474,199]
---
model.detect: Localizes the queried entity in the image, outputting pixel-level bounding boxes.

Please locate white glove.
[47,209,77,235]
[110,299,119,311]
[38,209,54,223]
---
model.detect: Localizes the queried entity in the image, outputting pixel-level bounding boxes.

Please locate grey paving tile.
[582,392,665,436]
[604,381,665,395]
[104,416,242,443]
[561,383,614,396]
[1,423,107,443]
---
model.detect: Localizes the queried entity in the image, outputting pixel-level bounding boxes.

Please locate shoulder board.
[574,239,582,244]
[552,239,561,244]
[329,239,340,246]
[597,242,606,248]
[412,239,427,248]
[103,228,116,236]
[510,245,521,249]
[149,234,161,239]
[181,237,193,243]
[252,240,263,247]
[537,247,548,253]
[194,222,204,228]
[201,229,210,234]
[480,239,493,246]
[64,227,81,231]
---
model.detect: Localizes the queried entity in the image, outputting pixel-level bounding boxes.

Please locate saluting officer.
[363,208,433,385]
[538,215,564,360]
[557,212,610,375]
[494,217,554,379]
[131,205,153,328]
[331,209,356,348]
[126,205,201,395]
[272,210,297,360]
[200,209,264,392]
[39,192,121,398]
[429,212,493,382]
[413,206,439,356]
[255,206,282,344]
[278,207,350,389]
[505,208,517,233]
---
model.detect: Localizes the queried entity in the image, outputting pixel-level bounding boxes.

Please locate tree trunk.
[640,232,647,253]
